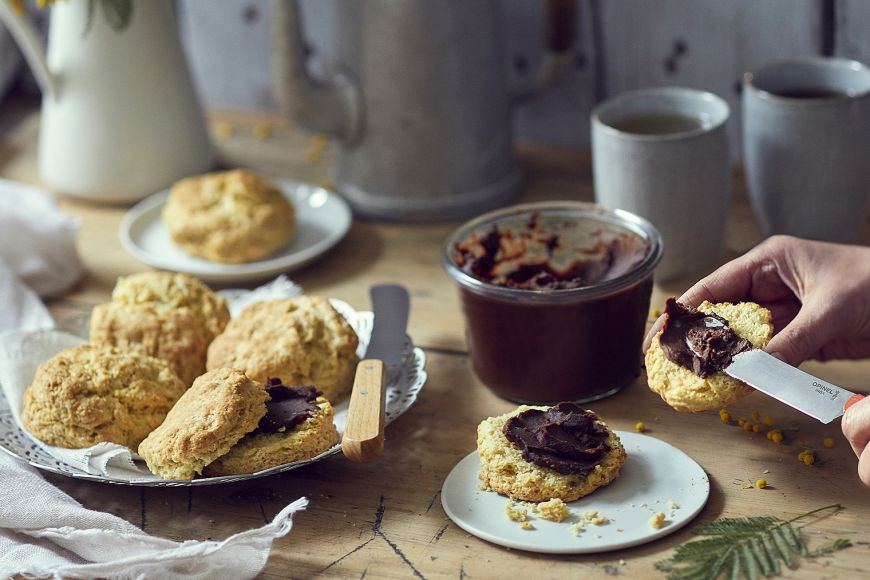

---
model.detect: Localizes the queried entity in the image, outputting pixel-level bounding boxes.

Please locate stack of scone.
[477,403,626,502]
[137,370,339,479]
[163,169,296,264]
[21,271,358,480]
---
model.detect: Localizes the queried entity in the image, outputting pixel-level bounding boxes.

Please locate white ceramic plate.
[441,431,709,554]
[120,179,352,283]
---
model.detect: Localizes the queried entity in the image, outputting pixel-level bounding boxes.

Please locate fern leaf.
[655,504,846,580]
[770,526,796,567]
[808,538,852,557]
[748,536,772,576]
[760,534,782,576]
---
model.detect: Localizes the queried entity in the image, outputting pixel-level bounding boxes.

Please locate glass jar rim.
[441,201,663,304]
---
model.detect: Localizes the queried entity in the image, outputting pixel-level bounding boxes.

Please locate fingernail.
[768,351,787,362]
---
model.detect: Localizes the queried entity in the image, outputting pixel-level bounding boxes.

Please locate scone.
[21,344,185,449]
[206,296,359,403]
[90,272,230,386]
[203,382,339,476]
[477,403,626,502]
[163,169,296,264]
[138,368,269,480]
[646,299,773,412]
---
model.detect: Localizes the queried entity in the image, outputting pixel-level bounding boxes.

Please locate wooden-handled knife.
[341,284,410,461]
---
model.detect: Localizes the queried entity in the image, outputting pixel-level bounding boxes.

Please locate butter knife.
[341,284,410,461]
[725,349,865,424]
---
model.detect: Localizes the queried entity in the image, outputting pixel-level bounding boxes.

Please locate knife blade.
[341,284,410,461]
[725,349,864,424]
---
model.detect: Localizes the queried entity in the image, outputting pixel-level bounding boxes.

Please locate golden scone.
[90,272,230,386]
[138,368,268,480]
[21,344,185,449]
[206,296,359,403]
[109,271,229,342]
[646,300,773,412]
[163,169,296,264]
[477,404,626,502]
[203,385,339,476]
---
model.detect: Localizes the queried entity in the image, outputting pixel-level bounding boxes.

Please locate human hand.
[642,235,870,366]
[842,396,870,486]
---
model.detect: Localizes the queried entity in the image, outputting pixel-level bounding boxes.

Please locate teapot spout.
[270,0,361,143]
[0,0,57,98]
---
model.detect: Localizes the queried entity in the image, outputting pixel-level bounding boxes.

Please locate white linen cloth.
[0,454,308,580]
[0,179,307,578]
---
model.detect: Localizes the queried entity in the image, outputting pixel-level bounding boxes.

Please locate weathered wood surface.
[2,110,870,579]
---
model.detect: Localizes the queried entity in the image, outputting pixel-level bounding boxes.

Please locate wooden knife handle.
[845,394,866,411]
[341,359,386,462]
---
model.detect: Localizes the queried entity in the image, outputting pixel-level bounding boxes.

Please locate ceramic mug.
[592,87,731,281]
[743,58,870,242]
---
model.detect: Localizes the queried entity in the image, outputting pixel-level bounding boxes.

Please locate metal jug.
[272,0,574,221]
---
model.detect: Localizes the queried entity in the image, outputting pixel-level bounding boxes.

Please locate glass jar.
[443,201,662,404]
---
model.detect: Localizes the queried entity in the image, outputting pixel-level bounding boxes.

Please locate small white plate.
[441,431,710,554]
[120,179,352,283]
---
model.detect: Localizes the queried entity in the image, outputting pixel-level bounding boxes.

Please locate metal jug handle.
[512,0,578,103]
[270,0,363,144]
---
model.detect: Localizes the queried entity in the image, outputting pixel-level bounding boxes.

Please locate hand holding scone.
[642,235,870,486]
[644,235,870,366]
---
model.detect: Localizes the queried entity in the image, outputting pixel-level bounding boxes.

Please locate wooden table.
[2,108,870,579]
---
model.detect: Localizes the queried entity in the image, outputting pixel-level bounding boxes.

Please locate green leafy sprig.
[655,504,851,580]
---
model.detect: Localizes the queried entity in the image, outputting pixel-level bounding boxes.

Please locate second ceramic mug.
[592,87,731,281]
[743,57,870,243]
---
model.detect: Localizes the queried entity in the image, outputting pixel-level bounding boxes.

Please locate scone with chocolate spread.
[206,296,359,404]
[90,272,230,386]
[163,168,296,264]
[138,368,269,480]
[477,403,626,502]
[204,381,339,476]
[646,299,773,412]
[22,344,185,449]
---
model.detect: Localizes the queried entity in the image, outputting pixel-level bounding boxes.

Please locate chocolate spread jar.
[442,201,662,404]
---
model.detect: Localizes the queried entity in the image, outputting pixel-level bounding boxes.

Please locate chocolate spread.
[659,299,752,378]
[251,380,321,435]
[453,215,650,290]
[503,402,610,475]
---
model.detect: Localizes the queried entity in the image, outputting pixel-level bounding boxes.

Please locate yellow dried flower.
[751,411,761,421]
[743,421,753,431]
[635,421,646,433]
[755,479,767,489]
[752,424,761,433]
[719,409,731,423]
[762,416,774,426]
[767,429,783,444]
[650,308,661,318]
[823,438,835,449]
[798,450,815,466]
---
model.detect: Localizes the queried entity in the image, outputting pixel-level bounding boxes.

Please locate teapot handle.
[512,0,577,103]
[270,0,362,144]
[0,0,56,98]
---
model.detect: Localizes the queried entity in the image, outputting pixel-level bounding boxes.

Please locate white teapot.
[0,0,212,203]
